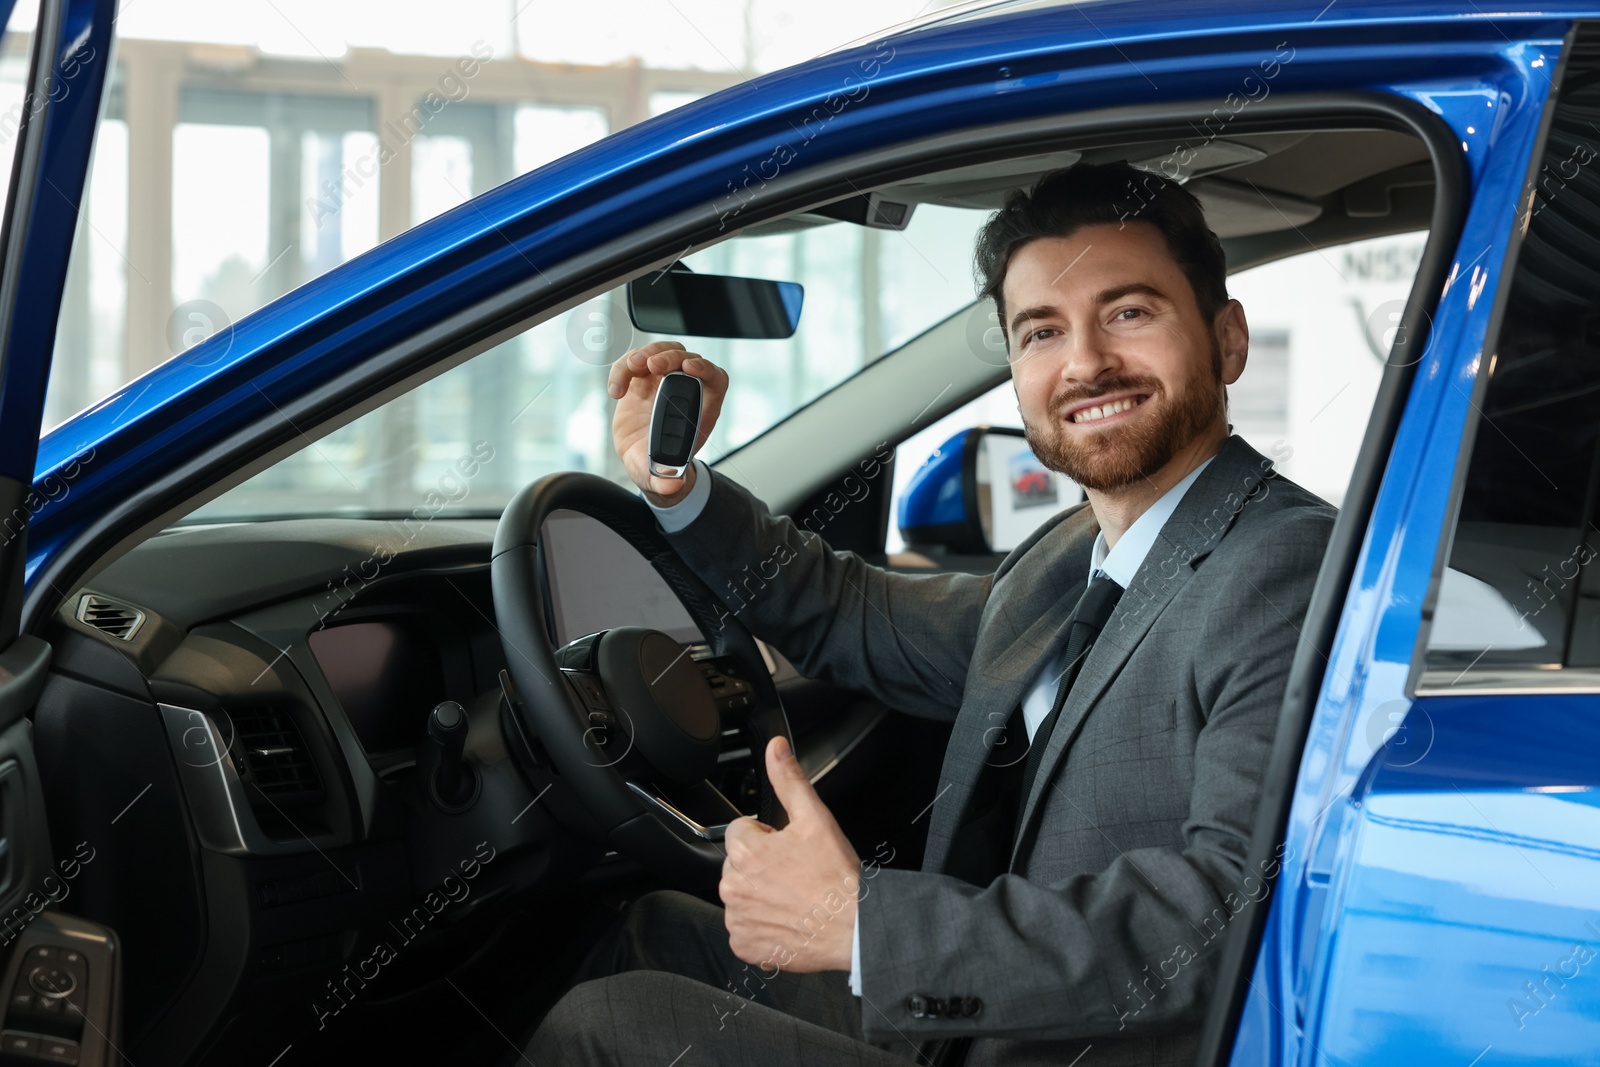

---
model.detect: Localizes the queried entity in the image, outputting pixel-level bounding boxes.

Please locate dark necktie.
[1013,574,1125,823]
[939,573,1125,888]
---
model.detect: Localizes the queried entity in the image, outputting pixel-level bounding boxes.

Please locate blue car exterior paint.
[899,429,973,533]
[1312,698,1600,1063]
[18,4,1600,1066]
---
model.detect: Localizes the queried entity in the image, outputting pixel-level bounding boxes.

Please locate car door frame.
[1197,21,1578,1067]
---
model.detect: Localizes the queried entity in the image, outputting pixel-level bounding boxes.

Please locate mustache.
[1049,376,1162,417]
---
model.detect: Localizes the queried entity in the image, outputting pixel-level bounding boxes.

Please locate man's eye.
[1023,328,1059,345]
[1114,307,1146,322]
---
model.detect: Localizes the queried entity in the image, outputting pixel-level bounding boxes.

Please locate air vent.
[228,707,323,808]
[76,594,145,641]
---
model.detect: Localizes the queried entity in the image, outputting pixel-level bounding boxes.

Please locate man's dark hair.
[974,160,1229,334]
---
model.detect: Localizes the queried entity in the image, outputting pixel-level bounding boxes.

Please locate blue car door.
[1205,17,1600,1067]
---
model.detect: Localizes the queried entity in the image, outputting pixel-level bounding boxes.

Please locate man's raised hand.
[608,341,728,505]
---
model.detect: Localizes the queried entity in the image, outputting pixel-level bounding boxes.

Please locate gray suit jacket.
[659,435,1335,1067]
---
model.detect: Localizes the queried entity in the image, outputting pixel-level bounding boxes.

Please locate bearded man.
[527,160,1335,1067]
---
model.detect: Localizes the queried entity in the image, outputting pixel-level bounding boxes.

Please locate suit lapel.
[1006,436,1276,868]
[920,511,1096,874]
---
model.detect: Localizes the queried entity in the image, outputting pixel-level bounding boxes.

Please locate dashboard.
[25,505,908,1066]
[29,512,761,1064]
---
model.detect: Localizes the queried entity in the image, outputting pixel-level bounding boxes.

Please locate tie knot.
[1077,574,1124,631]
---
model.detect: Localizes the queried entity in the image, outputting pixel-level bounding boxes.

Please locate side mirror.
[627,265,803,339]
[897,427,1082,556]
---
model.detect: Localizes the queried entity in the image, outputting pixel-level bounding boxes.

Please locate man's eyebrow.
[1008,305,1058,336]
[1007,283,1172,337]
[1095,282,1170,306]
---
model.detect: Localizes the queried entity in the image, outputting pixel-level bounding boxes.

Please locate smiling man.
[528,161,1335,1066]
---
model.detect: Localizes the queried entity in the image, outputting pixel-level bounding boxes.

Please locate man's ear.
[1215,299,1249,386]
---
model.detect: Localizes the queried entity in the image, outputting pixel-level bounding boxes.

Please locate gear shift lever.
[427,700,478,811]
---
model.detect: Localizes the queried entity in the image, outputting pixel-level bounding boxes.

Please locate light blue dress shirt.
[644,454,1214,996]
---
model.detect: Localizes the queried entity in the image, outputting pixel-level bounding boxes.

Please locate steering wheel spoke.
[624,779,743,842]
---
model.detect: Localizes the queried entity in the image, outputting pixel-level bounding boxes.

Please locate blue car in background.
[0,0,1595,1063]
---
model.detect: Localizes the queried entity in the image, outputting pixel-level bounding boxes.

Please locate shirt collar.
[1089,456,1214,586]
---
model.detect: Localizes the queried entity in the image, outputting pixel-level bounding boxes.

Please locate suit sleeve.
[653,463,995,720]
[853,506,1333,1041]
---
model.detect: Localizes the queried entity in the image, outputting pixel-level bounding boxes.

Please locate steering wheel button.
[572,677,610,710]
[8,991,32,1012]
[24,946,54,963]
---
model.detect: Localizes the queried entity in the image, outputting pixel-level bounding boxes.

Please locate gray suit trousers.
[527,890,923,1064]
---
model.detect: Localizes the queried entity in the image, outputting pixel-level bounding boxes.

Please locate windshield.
[186,204,988,522]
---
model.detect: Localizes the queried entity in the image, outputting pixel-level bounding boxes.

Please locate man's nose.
[1055,324,1120,384]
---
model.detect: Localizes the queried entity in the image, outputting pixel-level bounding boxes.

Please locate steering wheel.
[490,471,794,897]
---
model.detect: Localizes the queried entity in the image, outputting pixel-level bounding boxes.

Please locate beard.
[1022,345,1225,492]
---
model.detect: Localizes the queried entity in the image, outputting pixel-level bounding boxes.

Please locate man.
[528,161,1334,1065]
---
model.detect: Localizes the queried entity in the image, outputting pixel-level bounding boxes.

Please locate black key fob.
[648,371,702,478]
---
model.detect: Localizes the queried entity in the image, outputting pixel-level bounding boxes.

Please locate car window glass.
[884,231,1428,554]
[185,205,987,521]
[1423,65,1600,677]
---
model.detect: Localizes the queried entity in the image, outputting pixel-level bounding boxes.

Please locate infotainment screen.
[541,509,706,648]
[308,619,447,752]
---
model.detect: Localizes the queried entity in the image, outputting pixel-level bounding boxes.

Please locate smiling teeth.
[1072,397,1140,424]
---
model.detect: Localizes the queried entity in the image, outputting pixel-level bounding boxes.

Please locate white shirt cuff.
[641,458,712,533]
[849,904,862,996]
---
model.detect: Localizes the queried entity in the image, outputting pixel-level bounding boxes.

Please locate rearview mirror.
[898,427,1082,556]
[627,267,803,339]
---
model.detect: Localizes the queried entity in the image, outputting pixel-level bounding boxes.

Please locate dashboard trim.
[158,702,341,857]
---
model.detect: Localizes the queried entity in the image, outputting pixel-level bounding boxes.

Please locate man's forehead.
[1002,223,1178,305]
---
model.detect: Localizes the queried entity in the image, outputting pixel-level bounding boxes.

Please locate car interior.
[18,116,1441,1065]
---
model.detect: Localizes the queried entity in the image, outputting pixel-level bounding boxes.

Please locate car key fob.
[648,371,702,479]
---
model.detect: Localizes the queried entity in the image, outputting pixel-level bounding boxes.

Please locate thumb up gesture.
[720,736,862,974]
